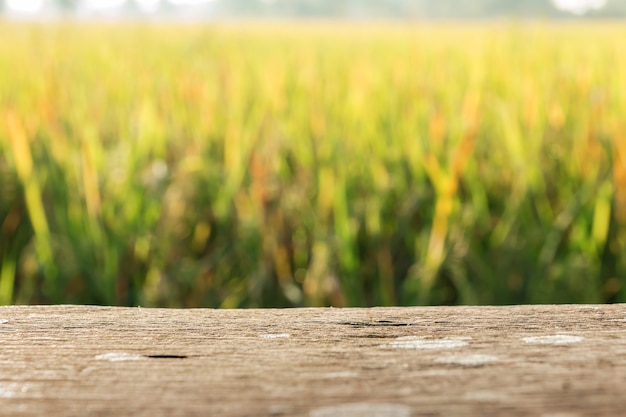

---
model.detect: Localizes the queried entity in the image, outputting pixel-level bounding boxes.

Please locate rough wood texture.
[0,305,625,417]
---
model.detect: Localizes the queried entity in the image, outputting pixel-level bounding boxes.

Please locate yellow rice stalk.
[422,158,457,291]
[4,110,54,284]
[613,135,626,226]
[421,92,480,291]
[4,111,33,181]
[4,111,50,240]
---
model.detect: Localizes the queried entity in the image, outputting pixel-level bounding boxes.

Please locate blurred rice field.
[0,22,625,307]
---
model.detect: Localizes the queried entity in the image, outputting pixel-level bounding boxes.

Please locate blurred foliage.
[0,22,625,307]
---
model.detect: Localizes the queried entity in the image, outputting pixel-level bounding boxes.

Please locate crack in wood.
[144,355,188,359]
[338,321,414,328]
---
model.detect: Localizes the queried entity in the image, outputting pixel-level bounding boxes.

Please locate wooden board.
[0,305,625,416]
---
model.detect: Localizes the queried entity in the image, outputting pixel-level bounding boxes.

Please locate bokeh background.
[1,0,625,307]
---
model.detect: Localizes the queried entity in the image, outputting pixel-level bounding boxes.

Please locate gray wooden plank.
[0,305,625,416]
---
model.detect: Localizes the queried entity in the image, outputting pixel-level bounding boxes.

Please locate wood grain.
[0,305,625,416]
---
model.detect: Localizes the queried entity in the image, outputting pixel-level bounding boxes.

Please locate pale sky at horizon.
[552,0,607,15]
[5,0,216,13]
[2,0,610,16]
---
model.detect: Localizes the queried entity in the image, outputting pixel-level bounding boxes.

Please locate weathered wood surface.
[0,305,625,417]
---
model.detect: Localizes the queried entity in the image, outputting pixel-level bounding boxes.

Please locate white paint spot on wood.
[259,333,290,339]
[323,371,360,379]
[389,336,469,350]
[0,383,29,398]
[0,319,7,324]
[464,391,509,402]
[522,335,584,345]
[310,403,411,417]
[435,354,498,367]
[0,384,17,398]
[95,352,145,362]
